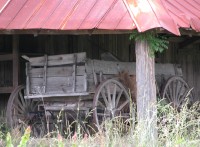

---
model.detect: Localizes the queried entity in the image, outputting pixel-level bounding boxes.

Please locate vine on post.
[129,30,169,56]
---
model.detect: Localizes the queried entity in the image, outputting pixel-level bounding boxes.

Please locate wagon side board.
[85,59,183,93]
[25,52,88,98]
[27,52,86,66]
[85,59,182,76]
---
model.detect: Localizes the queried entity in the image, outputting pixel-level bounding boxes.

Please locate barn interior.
[0,33,200,113]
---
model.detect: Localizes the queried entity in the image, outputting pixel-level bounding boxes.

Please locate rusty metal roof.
[0,0,199,35]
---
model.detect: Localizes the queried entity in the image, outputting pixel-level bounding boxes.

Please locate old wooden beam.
[135,40,157,144]
[0,87,13,93]
[0,29,132,35]
[179,37,200,49]
[12,35,19,88]
[0,54,13,61]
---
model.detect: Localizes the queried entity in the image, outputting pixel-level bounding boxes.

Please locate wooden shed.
[0,0,200,113]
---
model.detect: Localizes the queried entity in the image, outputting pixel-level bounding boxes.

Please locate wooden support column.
[12,35,19,89]
[135,40,157,144]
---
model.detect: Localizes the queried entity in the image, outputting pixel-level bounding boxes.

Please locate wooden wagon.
[6,52,193,135]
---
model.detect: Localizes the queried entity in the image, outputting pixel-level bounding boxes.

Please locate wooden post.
[12,35,19,89]
[135,40,157,144]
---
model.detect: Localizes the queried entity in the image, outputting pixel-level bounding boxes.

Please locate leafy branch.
[129,30,169,56]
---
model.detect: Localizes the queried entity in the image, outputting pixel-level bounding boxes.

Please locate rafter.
[179,37,200,49]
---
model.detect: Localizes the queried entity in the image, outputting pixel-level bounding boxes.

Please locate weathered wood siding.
[179,45,200,102]
[157,42,200,102]
[0,35,12,88]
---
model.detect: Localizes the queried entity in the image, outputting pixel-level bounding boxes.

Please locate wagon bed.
[24,52,182,99]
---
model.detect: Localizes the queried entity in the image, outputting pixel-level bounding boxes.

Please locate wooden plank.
[28,65,85,77]
[0,54,13,61]
[0,87,13,93]
[0,60,12,87]
[12,35,19,88]
[24,92,89,99]
[29,76,87,94]
[83,74,87,92]
[34,96,93,102]
[86,59,181,76]
[28,52,86,66]
[43,101,91,111]
[86,59,135,75]
[43,55,48,93]
[26,63,30,96]
[72,54,77,92]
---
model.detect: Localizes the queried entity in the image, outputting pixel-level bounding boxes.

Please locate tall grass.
[1,100,200,147]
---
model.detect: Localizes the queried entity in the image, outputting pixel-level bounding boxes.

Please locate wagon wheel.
[93,78,131,129]
[162,76,193,110]
[6,85,44,137]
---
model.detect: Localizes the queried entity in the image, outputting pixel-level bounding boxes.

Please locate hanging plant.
[129,30,169,56]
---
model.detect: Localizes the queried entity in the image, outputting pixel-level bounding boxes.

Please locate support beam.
[0,54,13,61]
[135,40,157,144]
[179,37,200,49]
[12,35,19,88]
[0,87,13,93]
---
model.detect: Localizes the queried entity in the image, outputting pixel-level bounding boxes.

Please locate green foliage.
[6,132,13,147]
[129,30,169,55]
[17,126,31,147]
[1,101,200,146]
[57,134,64,147]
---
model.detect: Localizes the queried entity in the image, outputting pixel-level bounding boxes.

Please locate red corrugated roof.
[0,0,199,35]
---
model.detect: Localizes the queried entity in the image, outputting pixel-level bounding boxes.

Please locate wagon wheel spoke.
[12,104,24,114]
[172,80,175,100]
[98,101,106,109]
[112,83,117,108]
[100,89,109,107]
[105,84,112,105]
[168,84,173,101]
[165,90,171,101]
[175,80,180,101]
[117,100,129,111]
[116,89,123,108]
[93,79,131,129]
[19,91,26,109]
[15,96,25,111]
[176,82,184,103]
[178,89,189,106]
[162,76,193,109]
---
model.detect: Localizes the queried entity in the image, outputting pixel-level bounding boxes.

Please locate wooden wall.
[0,34,199,111]
[179,45,200,102]
[157,41,200,102]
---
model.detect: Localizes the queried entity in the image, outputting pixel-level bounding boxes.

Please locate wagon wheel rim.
[93,79,131,129]
[162,76,193,109]
[6,85,43,136]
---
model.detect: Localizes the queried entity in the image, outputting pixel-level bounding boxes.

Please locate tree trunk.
[135,40,157,145]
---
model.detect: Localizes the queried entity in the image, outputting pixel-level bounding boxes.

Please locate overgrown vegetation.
[1,100,199,147]
[129,30,169,56]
